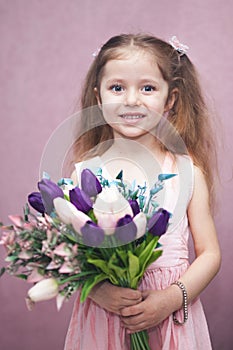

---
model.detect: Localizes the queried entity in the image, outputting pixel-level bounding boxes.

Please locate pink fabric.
[64,154,212,350]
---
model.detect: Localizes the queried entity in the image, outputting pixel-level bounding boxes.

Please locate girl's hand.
[88,281,142,315]
[120,287,181,332]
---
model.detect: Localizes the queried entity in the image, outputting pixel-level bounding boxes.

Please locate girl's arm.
[121,166,221,332]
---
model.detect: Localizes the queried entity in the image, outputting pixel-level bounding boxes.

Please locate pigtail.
[168,54,218,206]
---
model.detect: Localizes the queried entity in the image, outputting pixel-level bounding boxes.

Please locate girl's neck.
[105,135,166,165]
[99,135,168,188]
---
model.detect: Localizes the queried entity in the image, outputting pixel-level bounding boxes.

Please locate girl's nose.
[124,88,141,106]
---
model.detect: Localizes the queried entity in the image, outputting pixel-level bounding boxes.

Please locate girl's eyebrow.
[105,78,161,84]
[105,78,125,84]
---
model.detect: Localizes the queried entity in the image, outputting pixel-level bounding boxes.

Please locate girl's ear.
[94,87,102,108]
[165,88,178,112]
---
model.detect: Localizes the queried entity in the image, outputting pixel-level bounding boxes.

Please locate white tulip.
[27,278,59,303]
[71,210,90,234]
[93,187,133,235]
[53,197,78,224]
[133,212,147,239]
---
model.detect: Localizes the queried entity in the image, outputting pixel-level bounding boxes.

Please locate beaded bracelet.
[171,280,188,325]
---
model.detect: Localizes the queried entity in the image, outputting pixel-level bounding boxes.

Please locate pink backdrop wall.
[0,1,232,349]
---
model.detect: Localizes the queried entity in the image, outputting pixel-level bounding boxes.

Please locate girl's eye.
[142,85,156,92]
[110,84,124,93]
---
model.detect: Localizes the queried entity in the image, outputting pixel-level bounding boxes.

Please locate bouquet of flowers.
[0,168,175,350]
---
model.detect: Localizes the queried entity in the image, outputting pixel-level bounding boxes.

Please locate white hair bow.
[169,36,189,56]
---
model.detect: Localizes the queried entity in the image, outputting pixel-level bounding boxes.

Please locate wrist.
[170,280,188,325]
[89,281,107,300]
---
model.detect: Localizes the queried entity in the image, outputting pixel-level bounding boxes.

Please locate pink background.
[0,1,232,349]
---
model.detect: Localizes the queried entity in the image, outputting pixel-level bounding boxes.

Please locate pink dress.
[64,154,212,350]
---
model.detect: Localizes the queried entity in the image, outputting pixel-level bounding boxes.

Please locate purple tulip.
[69,187,93,214]
[38,179,64,214]
[114,214,137,244]
[128,199,140,216]
[81,169,102,197]
[28,192,45,214]
[147,209,170,237]
[81,221,105,247]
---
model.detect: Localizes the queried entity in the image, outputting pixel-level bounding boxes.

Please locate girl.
[64,34,221,350]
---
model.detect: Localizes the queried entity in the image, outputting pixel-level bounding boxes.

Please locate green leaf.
[16,274,28,280]
[80,273,108,302]
[144,250,163,269]
[87,258,110,274]
[134,239,146,257]
[5,255,18,262]
[138,235,159,272]
[116,170,123,180]
[108,254,127,278]
[128,251,140,280]
[115,249,128,266]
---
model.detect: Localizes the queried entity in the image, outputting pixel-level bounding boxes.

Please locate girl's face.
[96,50,174,141]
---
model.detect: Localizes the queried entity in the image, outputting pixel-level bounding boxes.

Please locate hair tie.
[169,36,189,56]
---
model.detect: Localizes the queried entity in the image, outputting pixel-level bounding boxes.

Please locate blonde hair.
[72,33,218,204]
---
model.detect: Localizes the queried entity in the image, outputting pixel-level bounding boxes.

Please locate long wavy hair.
[72,33,218,204]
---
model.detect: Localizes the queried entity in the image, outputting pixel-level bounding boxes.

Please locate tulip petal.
[128,199,140,216]
[53,197,78,225]
[81,221,105,247]
[28,192,45,214]
[38,179,64,214]
[69,187,93,214]
[71,210,90,234]
[81,169,102,197]
[133,212,147,239]
[27,278,59,303]
[114,215,137,244]
[147,209,170,237]
[93,187,133,234]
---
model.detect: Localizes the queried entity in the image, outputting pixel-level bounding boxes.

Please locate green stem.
[57,271,95,285]
[130,331,151,350]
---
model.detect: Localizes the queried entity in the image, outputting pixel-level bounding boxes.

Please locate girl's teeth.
[121,115,144,119]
